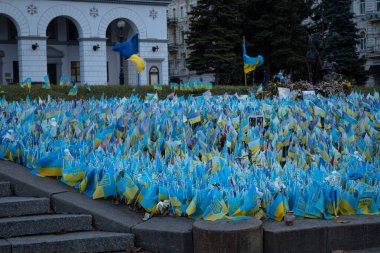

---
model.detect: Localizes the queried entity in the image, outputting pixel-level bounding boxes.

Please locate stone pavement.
[1,160,380,253]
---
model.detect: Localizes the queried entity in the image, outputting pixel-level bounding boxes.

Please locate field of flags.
[0,90,379,221]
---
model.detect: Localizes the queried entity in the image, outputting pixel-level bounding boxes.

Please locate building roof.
[50,0,171,6]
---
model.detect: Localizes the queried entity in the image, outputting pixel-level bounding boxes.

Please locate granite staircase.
[0,181,134,253]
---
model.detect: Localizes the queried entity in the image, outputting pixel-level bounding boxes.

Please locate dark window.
[107,62,109,83]
[47,19,57,40]
[360,0,365,14]
[67,19,79,41]
[7,19,17,40]
[12,61,19,84]
[71,61,80,83]
[359,31,366,50]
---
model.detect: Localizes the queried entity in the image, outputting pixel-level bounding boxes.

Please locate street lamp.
[117,19,126,85]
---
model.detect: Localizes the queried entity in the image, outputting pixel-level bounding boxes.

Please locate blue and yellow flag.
[243,42,264,74]
[93,170,117,199]
[35,151,63,177]
[43,75,51,89]
[113,33,145,74]
[68,84,78,96]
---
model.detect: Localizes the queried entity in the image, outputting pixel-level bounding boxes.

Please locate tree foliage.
[242,0,312,80]
[314,0,367,84]
[186,0,243,85]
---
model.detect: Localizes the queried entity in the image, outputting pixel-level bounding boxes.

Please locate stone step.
[0,197,50,218]
[0,214,93,238]
[0,239,10,253]
[0,181,11,197]
[7,231,135,253]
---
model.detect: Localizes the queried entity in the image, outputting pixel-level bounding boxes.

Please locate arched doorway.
[0,15,18,84]
[105,19,138,85]
[45,17,80,84]
[149,66,160,85]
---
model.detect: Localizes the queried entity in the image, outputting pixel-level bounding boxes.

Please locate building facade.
[166,0,213,83]
[0,0,170,85]
[353,0,380,86]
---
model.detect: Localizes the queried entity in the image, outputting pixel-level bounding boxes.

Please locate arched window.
[360,0,365,14]
[173,8,176,19]
[360,31,366,50]
[149,66,160,85]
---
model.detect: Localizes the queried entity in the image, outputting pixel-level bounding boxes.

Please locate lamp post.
[117,19,126,85]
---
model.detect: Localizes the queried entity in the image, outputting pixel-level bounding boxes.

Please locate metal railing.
[366,46,380,58]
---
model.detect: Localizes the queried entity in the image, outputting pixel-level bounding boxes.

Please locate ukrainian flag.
[80,168,96,198]
[43,75,51,89]
[68,84,78,96]
[93,170,117,199]
[117,175,140,204]
[20,78,32,89]
[113,33,145,74]
[202,189,228,221]
[267,191,287,221]
[62,162,86,187]
[35,151,63,177]
[128,54,145,73]
[188,110,201,124]
[243,42,264,74]
[140,185,159,213]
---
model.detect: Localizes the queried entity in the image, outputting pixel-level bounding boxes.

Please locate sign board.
[278,87,291,99]
[302,90,316,100]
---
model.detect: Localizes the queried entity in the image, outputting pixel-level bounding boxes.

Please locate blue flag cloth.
[112,33,139,59]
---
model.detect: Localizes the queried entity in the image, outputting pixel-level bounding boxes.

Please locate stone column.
[79,38,107,85]
[18,36,47,83]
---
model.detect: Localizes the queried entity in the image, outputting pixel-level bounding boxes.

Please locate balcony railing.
[167,17,178,25]
[365,12,380,22]
[366,46,380,58]
[168,43,179,52]
[169,69,180,76]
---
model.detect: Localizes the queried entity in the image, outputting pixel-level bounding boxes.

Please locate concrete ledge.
[132,217,194,253]
[0,239,11,253]
[2,161,380,253]
[0,181,11,197]
[193,219,263,253]
[0,161,70,198]
[51,191,143,233]
[263,215,380,253]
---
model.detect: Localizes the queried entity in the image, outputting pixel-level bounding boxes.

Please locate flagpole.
[243,36,247,87]
[137,73,140,91]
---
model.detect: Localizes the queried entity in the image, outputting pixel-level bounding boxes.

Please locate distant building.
[0,0,170,85]
[352,0,380,86]
[167,0,214,83]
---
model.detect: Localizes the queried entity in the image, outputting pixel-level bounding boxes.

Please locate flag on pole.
[243,42,264,74]
[68,84,78,96]
[113,33,145,73]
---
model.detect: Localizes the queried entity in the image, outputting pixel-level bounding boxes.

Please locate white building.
[167,0,214,83]
[0,0,170,85]
[353,0,380,86]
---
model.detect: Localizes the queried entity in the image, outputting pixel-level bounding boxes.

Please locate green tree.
[315,0,367,84]
[242,0,312,80]
[186,0,243,85]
